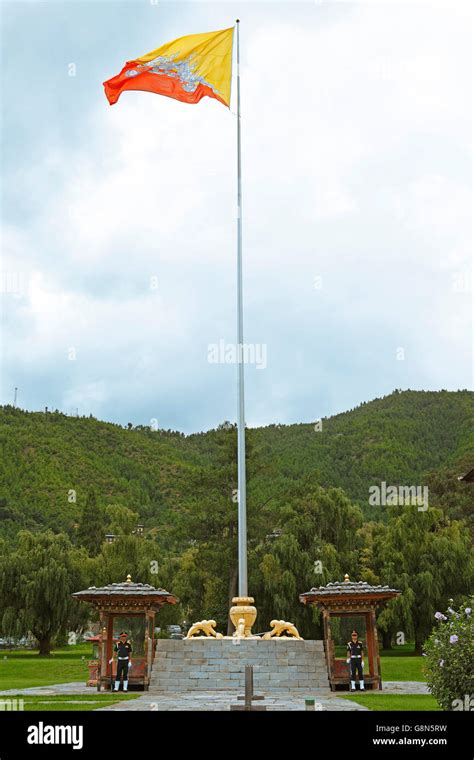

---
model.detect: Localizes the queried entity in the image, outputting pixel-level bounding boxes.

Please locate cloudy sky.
[1,0,472,432]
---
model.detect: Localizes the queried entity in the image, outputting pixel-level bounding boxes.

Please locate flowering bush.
[423,600,474,710]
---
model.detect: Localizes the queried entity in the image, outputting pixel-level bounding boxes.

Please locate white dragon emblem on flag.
[125,52,222,97]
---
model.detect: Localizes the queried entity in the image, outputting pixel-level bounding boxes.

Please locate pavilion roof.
[300,575,400,608]
[72,575,178,609]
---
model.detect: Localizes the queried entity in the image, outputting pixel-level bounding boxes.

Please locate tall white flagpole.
[235,19,248,597]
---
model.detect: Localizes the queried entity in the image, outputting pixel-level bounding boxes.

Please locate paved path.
[0,682,92,696]
[380,681,429,694]
[96,691,368,711]
[0,682,365,710]
[0,681,429,710]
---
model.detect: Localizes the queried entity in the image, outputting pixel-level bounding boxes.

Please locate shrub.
[423,599,474,710]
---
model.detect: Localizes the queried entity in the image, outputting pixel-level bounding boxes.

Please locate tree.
[376,505,473,653]
[105,504,139,536]
[76,490,108,557]
[253,487,363,638]
[425,459,474,535]
[423,601,474,710]
[358,520,400,648]
[179,423,242,633]
[92,534,160,587]
[0,531,89,655]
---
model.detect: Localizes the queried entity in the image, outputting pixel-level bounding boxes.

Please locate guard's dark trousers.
[115,659,129,690]
[350,659,363,681]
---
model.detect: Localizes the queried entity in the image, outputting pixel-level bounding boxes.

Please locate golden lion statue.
[262,620,302,640]
[186,619,223,639]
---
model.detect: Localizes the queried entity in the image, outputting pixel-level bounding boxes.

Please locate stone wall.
[150,638,330,693]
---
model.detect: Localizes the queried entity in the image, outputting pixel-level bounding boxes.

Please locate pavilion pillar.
[371,608,382,689]
[322,609,334,690]
[365,610,375,682]
[99,613,108,692]
[145,610,155,689]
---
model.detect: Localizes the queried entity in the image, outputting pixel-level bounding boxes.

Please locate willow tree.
[93,533,160,587]
[0,531,88,655]
[378,504,473,654]
[253,486,363,638]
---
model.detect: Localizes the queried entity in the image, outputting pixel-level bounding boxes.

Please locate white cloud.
[2,1,471,427]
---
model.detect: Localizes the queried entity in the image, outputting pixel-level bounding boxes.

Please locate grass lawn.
[0,694,139,712]
[0,644,91,690]
[343,694,440,711]
[378,656,425,682]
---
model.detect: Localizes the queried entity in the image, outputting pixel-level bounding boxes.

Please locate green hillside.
[0,389,472,541]
[250,389,474,518]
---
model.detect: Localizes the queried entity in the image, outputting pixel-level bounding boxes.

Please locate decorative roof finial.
[344,573,350,583]
[126,574,132,584]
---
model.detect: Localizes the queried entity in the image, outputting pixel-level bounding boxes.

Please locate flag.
[103,27,234,108]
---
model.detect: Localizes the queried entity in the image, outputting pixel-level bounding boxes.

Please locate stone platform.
[150,638,330,693]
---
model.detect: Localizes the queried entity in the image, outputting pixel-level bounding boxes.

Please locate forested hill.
[250,389,474,504]
[0,389,472,540]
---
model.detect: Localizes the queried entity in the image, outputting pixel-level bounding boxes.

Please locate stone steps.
[150,639,330,693]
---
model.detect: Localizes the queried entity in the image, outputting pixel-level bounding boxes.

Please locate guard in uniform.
[346,630,364,691]
[112,631,132,691]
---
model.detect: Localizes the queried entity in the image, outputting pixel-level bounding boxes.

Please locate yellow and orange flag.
[103,27,234,108]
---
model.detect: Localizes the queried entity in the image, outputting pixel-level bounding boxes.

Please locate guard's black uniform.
[347,639,364,682]
[114,639,132,685]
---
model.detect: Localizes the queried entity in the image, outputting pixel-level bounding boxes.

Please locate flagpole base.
[229,596,258,638]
